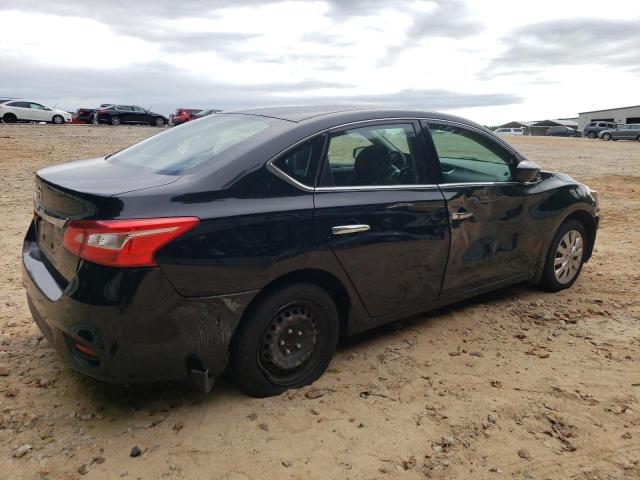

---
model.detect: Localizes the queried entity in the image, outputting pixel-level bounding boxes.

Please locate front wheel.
[52,115,64,125]
[154,117,165,127]
[539,219,587,292]
[229,283,339,397]
[602,133,611,141]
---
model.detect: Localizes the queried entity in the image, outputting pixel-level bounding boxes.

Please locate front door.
[313,121,450,317]
[133,106,150,123]
[423,121,540,297]
[28,103,50,122]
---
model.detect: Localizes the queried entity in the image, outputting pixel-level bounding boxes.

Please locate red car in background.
[171,108,202,125]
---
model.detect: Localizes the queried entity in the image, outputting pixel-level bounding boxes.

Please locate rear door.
[118,106,135,123]
[7,101,32,120]
[423,120,540,297]
[313,120,450,317]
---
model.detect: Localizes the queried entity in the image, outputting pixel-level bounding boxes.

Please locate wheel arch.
[532,205,598,284]
[235,268,352,340]
[563,209,597,261]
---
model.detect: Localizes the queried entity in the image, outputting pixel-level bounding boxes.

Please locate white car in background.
[0,100,72,124]
[494,127,525,136]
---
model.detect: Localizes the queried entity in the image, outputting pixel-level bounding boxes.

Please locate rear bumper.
[22,235,257,384]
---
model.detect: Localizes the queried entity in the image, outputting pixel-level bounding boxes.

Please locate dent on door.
[440,184,539,296]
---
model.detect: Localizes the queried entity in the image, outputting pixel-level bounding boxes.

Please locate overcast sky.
[1,0,639,124]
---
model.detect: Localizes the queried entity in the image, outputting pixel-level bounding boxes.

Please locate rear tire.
[229,282,339,397]
[110,116,121,126]
[588,132,596,139]
[539,219,587,292]
[3,113,17,123]
[52,115,64,125]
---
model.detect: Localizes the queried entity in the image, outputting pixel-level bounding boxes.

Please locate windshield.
[109,114,286,175]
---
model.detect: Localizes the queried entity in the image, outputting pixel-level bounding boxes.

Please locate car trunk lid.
[34,157,180,281]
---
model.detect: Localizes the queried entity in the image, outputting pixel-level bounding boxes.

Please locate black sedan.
[23,106,599,397]
[546,126,581,137]
[95,105,168,126]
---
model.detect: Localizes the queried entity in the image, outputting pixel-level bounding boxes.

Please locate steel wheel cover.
[554,229,584,284]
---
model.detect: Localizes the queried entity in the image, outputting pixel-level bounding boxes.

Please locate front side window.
[322,123,420,186]
[428,123,514,184]
[133,107,146,112]
[30,103,46,110]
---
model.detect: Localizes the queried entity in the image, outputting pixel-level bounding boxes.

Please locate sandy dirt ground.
[1,125,639,480]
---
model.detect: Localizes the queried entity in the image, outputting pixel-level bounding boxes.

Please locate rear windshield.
[109,114,287,175]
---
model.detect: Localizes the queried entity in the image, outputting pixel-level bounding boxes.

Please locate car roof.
[223,105,486,130]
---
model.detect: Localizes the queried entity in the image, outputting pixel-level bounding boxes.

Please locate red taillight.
[62,217,199,267]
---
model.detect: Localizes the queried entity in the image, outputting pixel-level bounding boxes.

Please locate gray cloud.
[1,0,481,63]
[486,18,640,75]
[0,59,520,115]
[0,0,520,117]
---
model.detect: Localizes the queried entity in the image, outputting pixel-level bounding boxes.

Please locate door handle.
[450,211,474,221]
[332,224,371,235]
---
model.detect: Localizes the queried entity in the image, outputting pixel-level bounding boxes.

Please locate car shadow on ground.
[75,282,540,411]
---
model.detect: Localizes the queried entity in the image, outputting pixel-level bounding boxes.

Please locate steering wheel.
[389,151,406,169]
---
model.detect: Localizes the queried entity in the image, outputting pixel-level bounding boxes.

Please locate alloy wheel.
[553,229,584,284]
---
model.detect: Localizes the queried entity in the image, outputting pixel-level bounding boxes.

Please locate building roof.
[578,105,640,114]
[530,119,578,128]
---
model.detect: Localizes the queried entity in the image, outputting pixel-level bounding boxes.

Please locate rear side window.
[428,123,514,183]
[272,136,324,187]
[109,114,287,175]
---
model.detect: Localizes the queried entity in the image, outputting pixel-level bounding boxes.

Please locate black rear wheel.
[110,116,121,126]
[3,113,17,123]
[229,283,339,397]
[588,131,596,139]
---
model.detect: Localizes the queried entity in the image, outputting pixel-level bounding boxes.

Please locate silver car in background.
[599,124,640,141]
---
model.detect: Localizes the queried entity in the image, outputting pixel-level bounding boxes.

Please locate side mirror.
[515,160,540,183]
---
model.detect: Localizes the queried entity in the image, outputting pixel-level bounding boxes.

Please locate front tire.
[154,117,165,127]
[229,283,339,397]
[602,133,611,141]
[539,219,587,292]
[110,116,121,126]
[52,115,64,125]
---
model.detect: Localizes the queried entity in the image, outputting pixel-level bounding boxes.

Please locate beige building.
[578,105,640,131]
